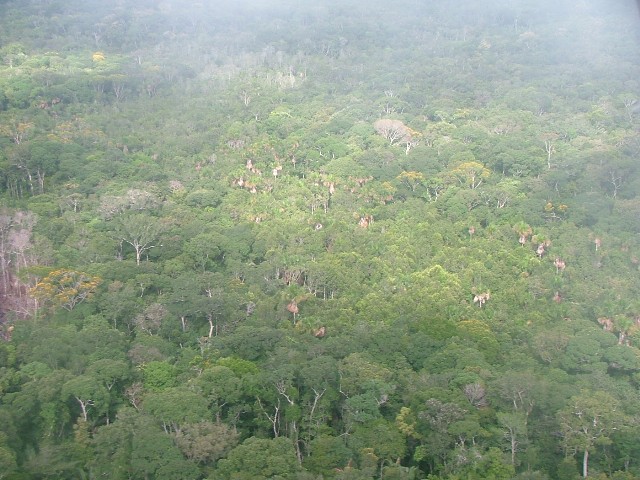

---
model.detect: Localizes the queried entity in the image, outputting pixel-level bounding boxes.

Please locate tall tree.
[113,214,164,265]
[557,390,621,478]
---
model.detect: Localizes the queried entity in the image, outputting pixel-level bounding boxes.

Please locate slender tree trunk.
[37,169,45,194]
[291,421,303,464]
[583,449,589,478]
[76,397,89,422]
[545,140,554,169]
[26,170,34,194]
[208,315,215,337]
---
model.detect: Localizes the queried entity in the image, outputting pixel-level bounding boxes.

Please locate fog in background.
[2,0,639,87]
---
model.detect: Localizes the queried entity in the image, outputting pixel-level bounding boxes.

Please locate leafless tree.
[464,383,488,408]
[374,119,412,146]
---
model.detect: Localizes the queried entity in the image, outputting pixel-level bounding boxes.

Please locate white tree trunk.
[583,448,589,478]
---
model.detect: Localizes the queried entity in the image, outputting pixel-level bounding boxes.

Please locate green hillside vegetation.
[1,0,640,478]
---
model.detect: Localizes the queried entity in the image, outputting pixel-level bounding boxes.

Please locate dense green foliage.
[1,0,640,478]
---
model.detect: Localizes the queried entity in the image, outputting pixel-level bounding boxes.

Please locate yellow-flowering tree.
[0,119,33,145]
[397,171,426,192]
[30,269,102,312]
[92,51,105,62]
[448,161,491,189]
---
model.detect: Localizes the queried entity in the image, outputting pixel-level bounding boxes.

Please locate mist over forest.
[1,1,640,479]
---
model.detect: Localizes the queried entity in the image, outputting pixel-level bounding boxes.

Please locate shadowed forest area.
[1,0,640,478]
